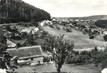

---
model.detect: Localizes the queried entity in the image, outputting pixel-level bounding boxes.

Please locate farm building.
[20,27,40,35]
[7,39,17,47]
[103,31,107,35]
[101,68,107,73]
[7,45,44,63]
[20,28,32,34]
[39,20,52,26]
[31,27,39,34]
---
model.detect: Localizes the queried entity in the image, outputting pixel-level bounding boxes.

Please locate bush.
[67,51,91,64]
[67,55,83,64]
[66,27,72,32]
[67,47,107,69]
[95,20,107,28]
[104,35,107,41]
[5,25,11,31]
[21,32,28,38]
[49,25,54,28]
[89,35,95,39]
[56,26,60,30]
[16,43,22,48]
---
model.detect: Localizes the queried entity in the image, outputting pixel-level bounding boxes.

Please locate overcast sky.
[22,0,107,17]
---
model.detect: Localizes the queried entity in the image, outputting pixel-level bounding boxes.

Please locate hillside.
[0,0,51,23]
[73,15,107,20]
[42,26,106,49]
[56,15,107,20]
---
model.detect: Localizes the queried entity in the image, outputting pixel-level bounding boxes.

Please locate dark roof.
[8,38,27,45]
[7,45,44,60]
[34,39,46,45]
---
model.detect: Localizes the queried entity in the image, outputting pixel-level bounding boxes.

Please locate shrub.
[16,43,22,48]
[95,20,107,28]
[89,35,95,39]
[56,26,60,30]
[104,35,107,41]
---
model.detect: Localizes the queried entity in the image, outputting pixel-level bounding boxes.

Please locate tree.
[104,35,107,41]
[0,0,51,23]
[5,25,11,31]
[46,35,74,73]
[0,29,7,54]
[27,34,35,45]
[95,20,107,28]
[0,30,7,69]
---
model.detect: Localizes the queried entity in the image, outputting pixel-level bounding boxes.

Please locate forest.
[0,0,51,23]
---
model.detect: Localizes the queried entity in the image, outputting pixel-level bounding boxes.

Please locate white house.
[103,31,107,35]
[39,20,52,26]
[20,28,32,34]
[0,69,7,73]
[101,68,107,73]
[7,39,16,48]
[31,27,39,34]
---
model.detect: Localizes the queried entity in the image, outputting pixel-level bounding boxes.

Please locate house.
[101,68,107,73]
[39,20,52,26]
[31,27,39,34]
[7,39,16,48]
[7,45,44,63]
[0,69,6,73]
[20,27,40,35]
[20,28,32,34]
[103,31,107,35]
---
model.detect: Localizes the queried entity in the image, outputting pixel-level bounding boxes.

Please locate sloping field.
[42,26,107,49]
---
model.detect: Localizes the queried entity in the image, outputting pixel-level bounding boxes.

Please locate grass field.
[15,60,101,73]
[42,26,107,49]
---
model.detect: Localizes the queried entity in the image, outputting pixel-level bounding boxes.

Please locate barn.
[7,45,44,64]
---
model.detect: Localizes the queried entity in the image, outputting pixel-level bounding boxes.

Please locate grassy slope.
[42,26,107,49]
[15,63,100,73]
[5,23,107,49]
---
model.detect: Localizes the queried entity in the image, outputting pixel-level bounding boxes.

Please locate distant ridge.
[56,15,107,20]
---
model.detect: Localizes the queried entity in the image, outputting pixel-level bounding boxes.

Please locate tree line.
[0,0,51,23]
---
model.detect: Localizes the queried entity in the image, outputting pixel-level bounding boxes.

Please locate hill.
[0,0,51,23]
[72,15,107,20]
[56,15,107,20]
[42,26,106,49]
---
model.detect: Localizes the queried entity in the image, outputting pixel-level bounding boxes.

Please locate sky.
[22,0,107,17]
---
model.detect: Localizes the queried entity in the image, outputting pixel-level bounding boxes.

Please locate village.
[0,0,107,73]
[0,17,107,73]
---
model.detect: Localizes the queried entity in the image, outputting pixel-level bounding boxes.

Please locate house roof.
[7,39,16,47]
[8,38,27,46]
[7,45,44,60]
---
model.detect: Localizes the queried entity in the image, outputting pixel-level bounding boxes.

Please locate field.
[15,59,101,73]
[42,26,107,49]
